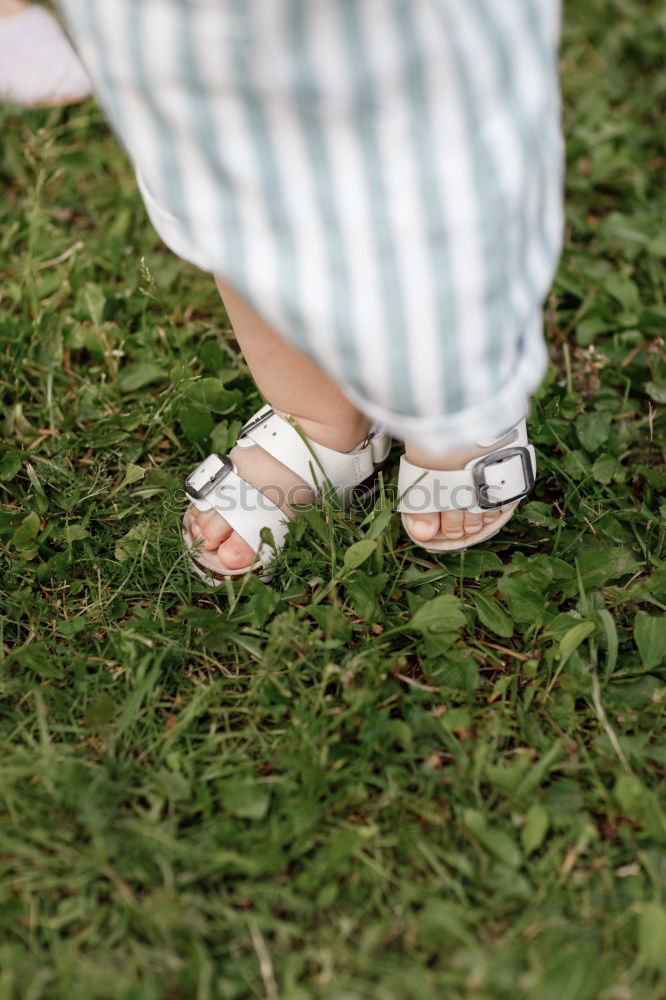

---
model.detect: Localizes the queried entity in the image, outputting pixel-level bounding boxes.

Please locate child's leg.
[212,278,370,451]
[184,277,371,572]
[185,278,506,573]
[58,2,562,573]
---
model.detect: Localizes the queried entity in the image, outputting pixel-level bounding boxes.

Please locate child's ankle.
[405,429,517,472]
[276,410,371,453]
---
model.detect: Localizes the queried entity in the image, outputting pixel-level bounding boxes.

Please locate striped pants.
[58,0,564,453]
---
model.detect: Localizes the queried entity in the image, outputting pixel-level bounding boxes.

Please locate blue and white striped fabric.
[58,0,563,453]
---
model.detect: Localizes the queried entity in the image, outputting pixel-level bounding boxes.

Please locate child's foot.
[183,440,315,574]
[183,412,372,575]
[402,430,520,548]
[0,2,91,106]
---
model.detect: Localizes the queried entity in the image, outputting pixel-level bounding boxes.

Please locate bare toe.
[463,511,484,535]
[441,510,464,539]
[196,508,233,550]
[217,530,257,570]
[483,501,519,526]
[404,511,441,542]
[184,507,232,550]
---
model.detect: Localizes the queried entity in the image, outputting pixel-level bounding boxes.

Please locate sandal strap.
[184,405,391,570]
[186,463,290,569]
[397,419,536,515]
[238,405,389,502]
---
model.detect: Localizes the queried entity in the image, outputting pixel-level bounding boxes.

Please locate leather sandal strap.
[187,467,290,569]
[239,405,386,500]
[184,405,391,572]
[397,419,536,515]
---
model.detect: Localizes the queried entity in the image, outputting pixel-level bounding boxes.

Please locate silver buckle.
[472,446,534,510]
[185,454,234,501]
[240,406,274,437]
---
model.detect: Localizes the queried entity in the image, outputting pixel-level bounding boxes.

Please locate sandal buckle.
[472,446,535,510]
[185,453,234,501]
[240,406,275,437]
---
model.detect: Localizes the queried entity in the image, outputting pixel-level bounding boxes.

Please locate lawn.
[0,2,664,998]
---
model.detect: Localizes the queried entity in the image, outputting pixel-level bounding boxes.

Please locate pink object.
[0,5,90,105]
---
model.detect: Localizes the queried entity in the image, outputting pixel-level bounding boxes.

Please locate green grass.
[0,2,664,998]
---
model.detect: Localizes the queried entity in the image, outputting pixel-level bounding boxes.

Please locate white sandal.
[397,419,536,553]
[183,404,391,585]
